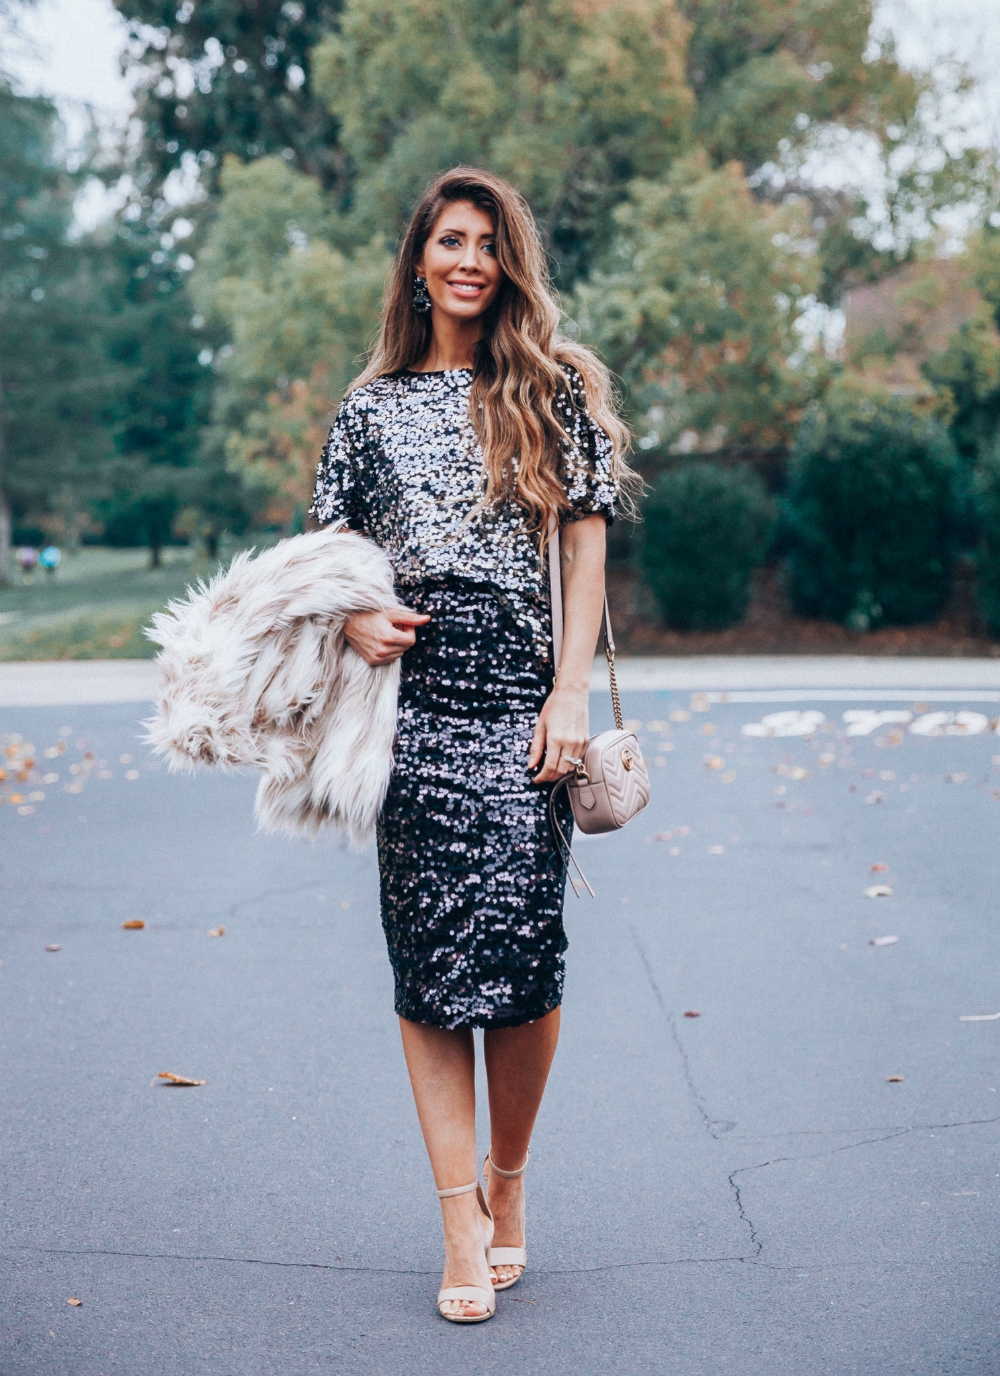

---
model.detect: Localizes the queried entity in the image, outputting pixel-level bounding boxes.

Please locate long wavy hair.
[350,167,635,543]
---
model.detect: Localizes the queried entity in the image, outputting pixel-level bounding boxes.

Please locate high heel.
[435,1179,496,1323]
[483,1148,529,1291]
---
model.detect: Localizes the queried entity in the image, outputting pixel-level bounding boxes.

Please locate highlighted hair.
[351,167,636,541]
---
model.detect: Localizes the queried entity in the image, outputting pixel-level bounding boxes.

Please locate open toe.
[436,1179,496,1324]
[484,1149,529,1292]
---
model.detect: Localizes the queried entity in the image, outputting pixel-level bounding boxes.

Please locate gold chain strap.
[605,635,623,732]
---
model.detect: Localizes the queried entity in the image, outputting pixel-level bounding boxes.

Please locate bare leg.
[398,1016,492,1318]
[482,1006,561,1285]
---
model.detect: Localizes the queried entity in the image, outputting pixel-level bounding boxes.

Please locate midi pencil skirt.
[376,579,571,1030]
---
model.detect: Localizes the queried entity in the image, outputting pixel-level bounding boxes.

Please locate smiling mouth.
[447,281,485,296]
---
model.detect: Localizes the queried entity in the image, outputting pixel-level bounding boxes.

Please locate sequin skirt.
[377,580,570,1030]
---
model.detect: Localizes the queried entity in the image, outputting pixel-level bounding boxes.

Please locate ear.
[413,256,425,279]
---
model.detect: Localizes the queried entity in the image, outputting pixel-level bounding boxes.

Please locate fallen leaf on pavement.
[66,1297,82,1307]
[871,862,889,872]
[703,754,724,768]
[45,944,61,952]
[683,1010,701,1018]
[208,926,226,937]
[122,919,145,930]
[864,885,893,898]
[959,1012,1000,1021]
[885,1076,904,1083]
[158,1072,206,1087]
[869,935,899,946]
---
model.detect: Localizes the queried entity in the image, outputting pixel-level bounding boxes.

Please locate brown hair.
[351,167,635,541]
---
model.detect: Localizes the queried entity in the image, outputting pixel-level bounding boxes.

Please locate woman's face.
[415,200,504,324]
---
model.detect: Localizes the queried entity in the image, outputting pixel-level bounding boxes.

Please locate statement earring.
[412,275,432,313]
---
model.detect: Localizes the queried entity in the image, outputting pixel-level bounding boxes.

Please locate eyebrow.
[437,226,495,239]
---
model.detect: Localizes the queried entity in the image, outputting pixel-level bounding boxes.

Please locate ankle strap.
[436,1180,479,1199]
[487,1147,530,1179]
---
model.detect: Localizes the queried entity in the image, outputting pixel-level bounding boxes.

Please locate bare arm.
[528,514,607,784]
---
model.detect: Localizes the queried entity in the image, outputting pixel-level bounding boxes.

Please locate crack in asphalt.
[629,924,1000,1261]
[630,926,737,1140]
[0,1244,752,1275]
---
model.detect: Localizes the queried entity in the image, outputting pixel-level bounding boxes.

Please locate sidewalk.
[3,654,1000,708]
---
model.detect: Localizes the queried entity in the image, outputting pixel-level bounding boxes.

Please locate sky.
[4,0,1000,227]
[5,0,133,122]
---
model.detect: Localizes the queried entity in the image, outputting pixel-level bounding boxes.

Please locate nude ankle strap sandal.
[435,1179,496,1323]
[483,1149,529,1291]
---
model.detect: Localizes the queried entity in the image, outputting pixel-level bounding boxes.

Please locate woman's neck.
[413,313,482,372]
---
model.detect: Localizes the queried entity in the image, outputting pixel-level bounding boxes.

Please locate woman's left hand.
[528,685,589,784]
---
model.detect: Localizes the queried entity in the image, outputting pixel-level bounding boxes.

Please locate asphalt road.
[2,688,1000,1375]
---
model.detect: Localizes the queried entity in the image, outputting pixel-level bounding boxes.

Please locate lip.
[446,280,486,297]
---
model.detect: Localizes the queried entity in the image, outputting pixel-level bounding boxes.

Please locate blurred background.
[3,0,1000,660]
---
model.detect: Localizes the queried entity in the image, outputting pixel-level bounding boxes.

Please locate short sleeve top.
[309,365,616,658]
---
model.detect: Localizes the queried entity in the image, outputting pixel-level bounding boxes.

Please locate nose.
[458,241,482,273]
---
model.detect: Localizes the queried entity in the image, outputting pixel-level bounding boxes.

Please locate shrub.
[639,461,777,630]
[785,390,957,628]
[973,436,1000,635]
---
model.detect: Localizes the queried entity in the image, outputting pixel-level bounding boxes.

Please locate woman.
[310,167,633,1323]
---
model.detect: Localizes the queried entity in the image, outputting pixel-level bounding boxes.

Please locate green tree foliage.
[110,0,346,195]
[190,156,391,521]
[571,156,819,452]
[93,225,220,565]
[785,382,957,627]
[972,435,1000,635]
[640,460,777,628]
[0,81,124,580]
[682,0,918,175]
[313,0,692,285]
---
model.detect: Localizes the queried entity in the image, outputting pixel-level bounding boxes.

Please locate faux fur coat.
[143,527,399,843]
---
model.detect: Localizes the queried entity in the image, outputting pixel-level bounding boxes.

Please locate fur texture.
[143,527,399,843]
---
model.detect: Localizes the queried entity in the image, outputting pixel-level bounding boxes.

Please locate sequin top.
[309,366,616,657]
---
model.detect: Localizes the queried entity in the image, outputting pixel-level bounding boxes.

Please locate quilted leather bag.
[546,524,650,896]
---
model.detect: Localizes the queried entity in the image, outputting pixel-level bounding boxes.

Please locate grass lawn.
[0,545,231,661]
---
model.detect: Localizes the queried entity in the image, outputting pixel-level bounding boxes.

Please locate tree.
[312,0,692,286]
[190,155,391,522]
[110,0,346,196]
[570,155,819,454]
[93,222,217,566]
[681,0,918,176]
[0,81,124,581]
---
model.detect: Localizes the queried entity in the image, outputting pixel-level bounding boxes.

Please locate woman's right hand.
[343,607,430,666]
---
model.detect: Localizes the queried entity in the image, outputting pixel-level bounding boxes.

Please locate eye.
[482,241,496,256]
[440,234,462,248]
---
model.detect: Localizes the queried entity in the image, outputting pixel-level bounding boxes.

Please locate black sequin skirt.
[377,580,570,1030]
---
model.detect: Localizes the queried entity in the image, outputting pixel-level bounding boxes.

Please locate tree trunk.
[0,492,10,588]
[149,541,162,569]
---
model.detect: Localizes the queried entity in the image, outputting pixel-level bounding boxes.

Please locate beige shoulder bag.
[547,524,651,896]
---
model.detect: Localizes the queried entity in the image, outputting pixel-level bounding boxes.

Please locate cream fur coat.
[143,527,399,843]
